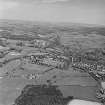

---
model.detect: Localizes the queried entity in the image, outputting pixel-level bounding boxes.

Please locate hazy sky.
[0,0,105,25]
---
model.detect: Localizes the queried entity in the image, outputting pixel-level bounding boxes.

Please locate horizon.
[0,0,105,26]
[1,18,105,27]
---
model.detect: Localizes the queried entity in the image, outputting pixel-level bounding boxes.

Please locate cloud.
[0,0,19,18]
[0,0,38,4]
[41,0,69,3]
[0,1,19,10]
[0,0,68,2]
[0,0,68,3]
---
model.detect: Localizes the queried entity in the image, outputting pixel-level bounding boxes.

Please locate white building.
[67,99,102,105]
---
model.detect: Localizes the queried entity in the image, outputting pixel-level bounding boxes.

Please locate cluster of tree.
[13,84,74,105]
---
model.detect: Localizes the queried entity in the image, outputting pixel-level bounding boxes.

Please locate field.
[0,19,105,105]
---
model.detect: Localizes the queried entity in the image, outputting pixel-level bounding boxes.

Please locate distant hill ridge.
[0,19,105,28]
[0,19,105,36]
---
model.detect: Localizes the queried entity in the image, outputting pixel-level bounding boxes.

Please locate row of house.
[21,50,70,70]
[71,60,105,81]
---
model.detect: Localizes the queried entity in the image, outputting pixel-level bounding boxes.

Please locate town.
[0,32,105,103]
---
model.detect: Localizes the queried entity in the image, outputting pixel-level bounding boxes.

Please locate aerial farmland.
[0,19,105,105]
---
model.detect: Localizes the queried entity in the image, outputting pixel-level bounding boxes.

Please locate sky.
[0,0,105,25]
